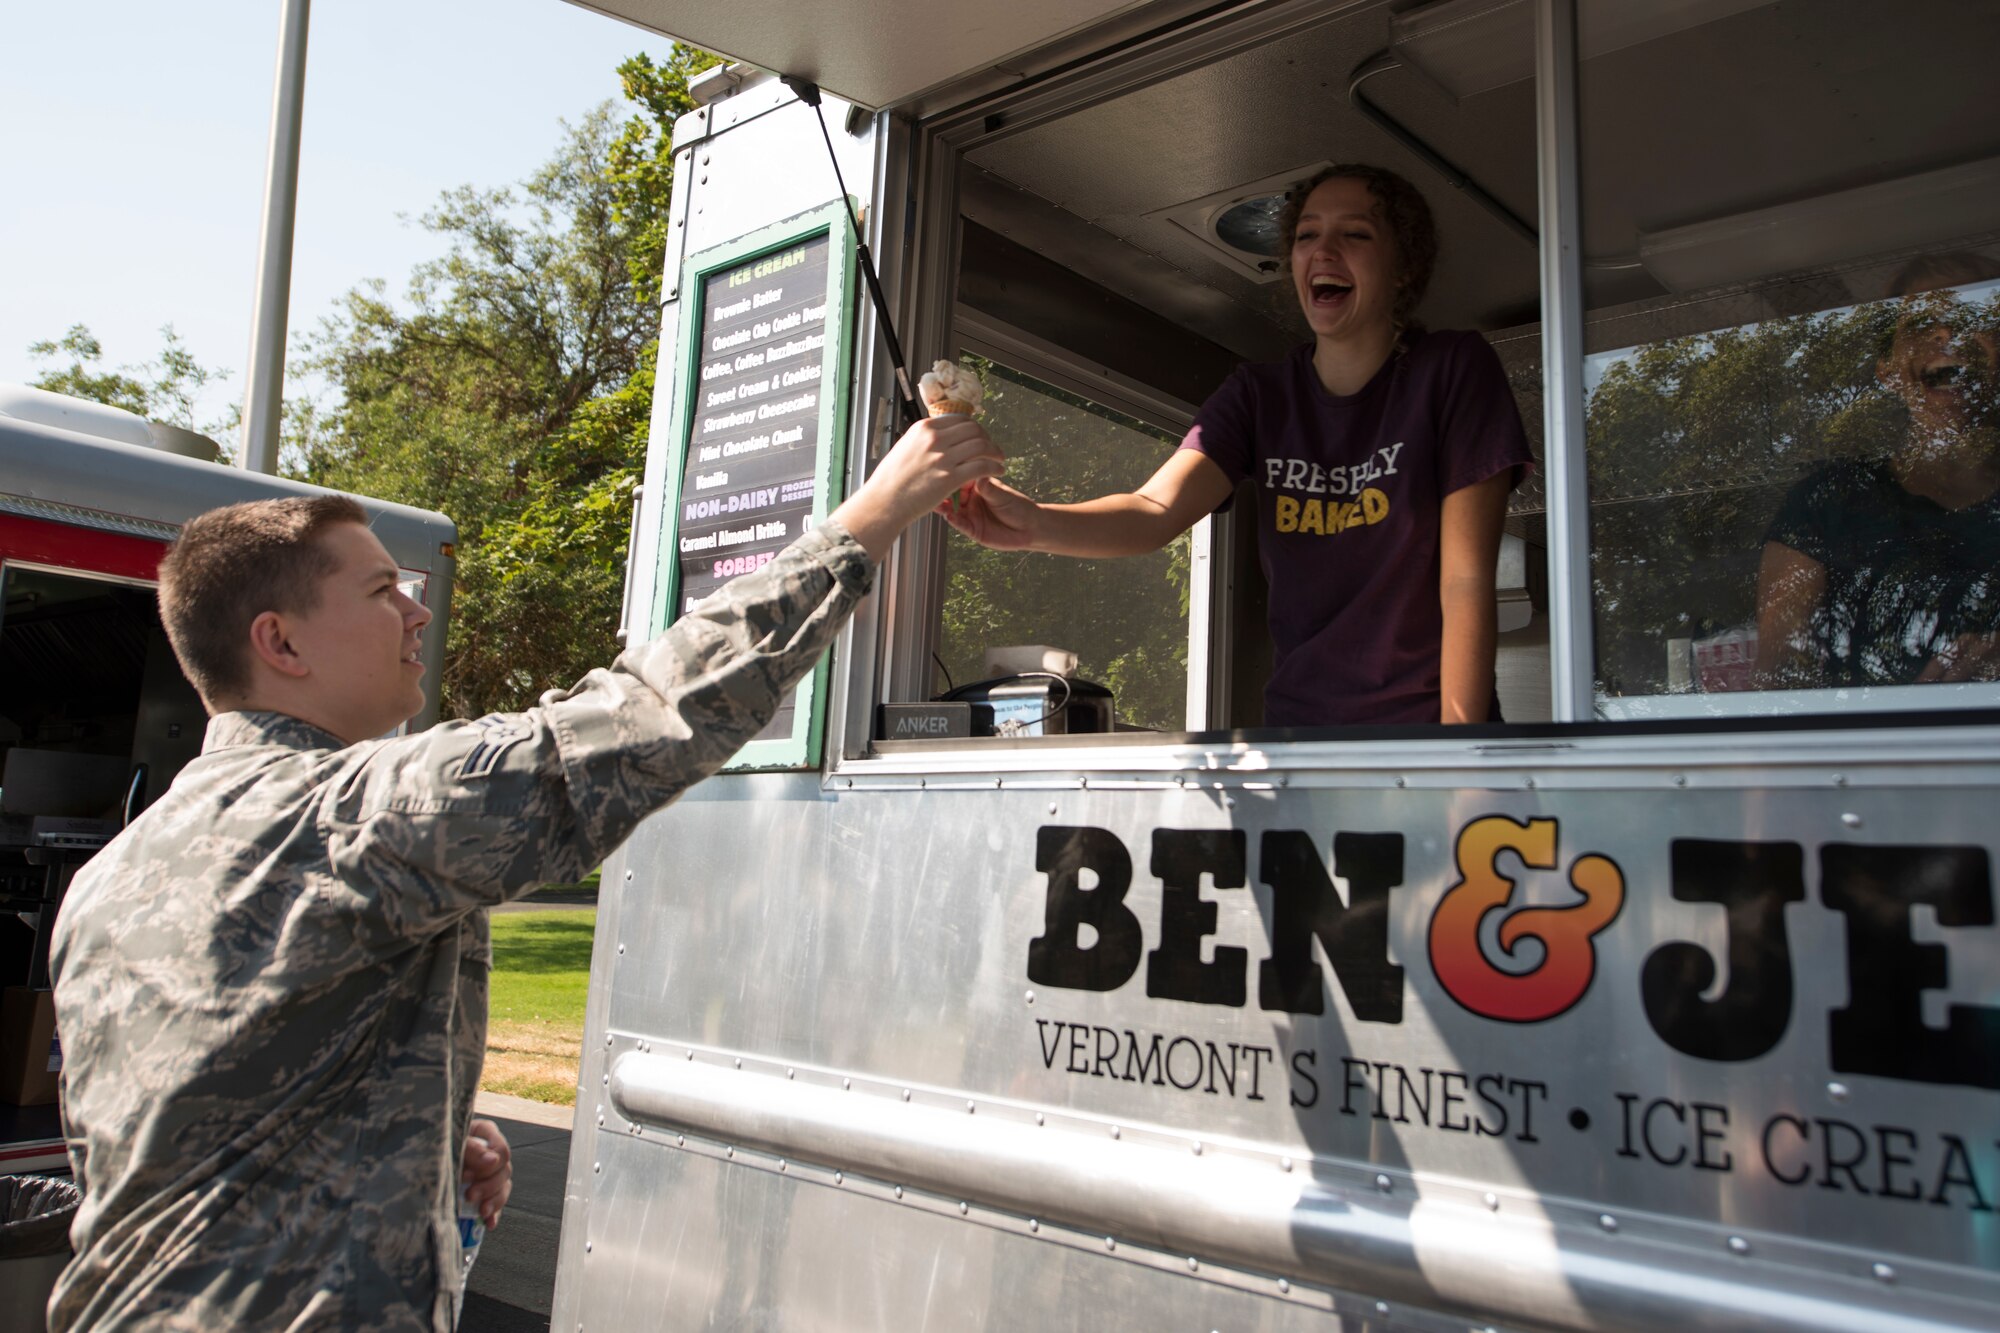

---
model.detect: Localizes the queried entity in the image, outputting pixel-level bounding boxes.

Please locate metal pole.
[1535,0,1594,722]
[239,0,311,475]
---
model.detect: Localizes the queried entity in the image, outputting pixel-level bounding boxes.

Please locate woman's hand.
[941,477,1043,551]
[461,1117,513,1229]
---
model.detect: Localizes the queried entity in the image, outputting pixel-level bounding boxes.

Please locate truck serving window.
[870,0,1995,749]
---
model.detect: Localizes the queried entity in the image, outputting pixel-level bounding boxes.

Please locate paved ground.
[461,1092,574,1333]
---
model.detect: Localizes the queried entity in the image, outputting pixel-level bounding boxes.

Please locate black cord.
[932,651,955,694]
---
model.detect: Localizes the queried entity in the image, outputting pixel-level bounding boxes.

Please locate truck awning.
[565,0,1157,110]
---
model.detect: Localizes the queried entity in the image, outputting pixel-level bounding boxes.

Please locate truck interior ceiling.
[926,0,1999,740]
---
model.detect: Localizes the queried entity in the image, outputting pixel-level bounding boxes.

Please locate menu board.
[675,233,832,615]
[652,206,855,770]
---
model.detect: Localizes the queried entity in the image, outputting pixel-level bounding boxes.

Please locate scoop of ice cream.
[918,359,984,413]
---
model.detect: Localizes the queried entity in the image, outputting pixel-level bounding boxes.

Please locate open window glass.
[1572,0,2000,719]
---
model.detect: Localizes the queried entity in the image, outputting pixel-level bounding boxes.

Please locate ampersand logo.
[1429,816,1625,1023]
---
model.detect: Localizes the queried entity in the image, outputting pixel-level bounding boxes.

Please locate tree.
[27,324,237,446]
[296,49,720,719]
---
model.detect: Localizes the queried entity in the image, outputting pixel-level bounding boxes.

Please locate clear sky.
[0,0,685,429]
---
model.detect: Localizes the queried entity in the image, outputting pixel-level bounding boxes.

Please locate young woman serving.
[943,164,1533,727]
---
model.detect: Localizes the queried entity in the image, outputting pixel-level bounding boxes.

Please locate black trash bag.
[0,1176,79,1260]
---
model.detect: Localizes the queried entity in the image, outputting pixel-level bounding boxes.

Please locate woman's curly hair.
[1277,164,1439,340]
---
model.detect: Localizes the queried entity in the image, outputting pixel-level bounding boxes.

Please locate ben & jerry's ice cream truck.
[550,1,2000,1329]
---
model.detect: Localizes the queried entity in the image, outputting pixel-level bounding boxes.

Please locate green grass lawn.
[483,908,596,1106]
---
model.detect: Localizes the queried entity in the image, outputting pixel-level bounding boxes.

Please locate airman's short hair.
[157,495,369,704]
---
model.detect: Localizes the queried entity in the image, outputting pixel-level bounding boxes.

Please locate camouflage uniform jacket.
[48,523,874,1332]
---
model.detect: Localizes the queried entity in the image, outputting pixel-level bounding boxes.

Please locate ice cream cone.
[927,398,977,418]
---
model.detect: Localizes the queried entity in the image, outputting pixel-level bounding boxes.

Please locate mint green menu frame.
[647,201,858,771]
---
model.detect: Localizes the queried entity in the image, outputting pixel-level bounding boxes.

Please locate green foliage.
[938,359,1192,730]
[296,56,715,718]
[28,323,238,446]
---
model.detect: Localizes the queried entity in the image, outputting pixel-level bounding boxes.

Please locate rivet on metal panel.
[903,1089,912,1101]
[1079,777,1089,789]
[1728,1236,1750,1256]
[1191,1141,1203,1156]
[1024,991,1035,1006]
[779,1160,787,1172]
[1841,812,1862,828]
[1673,774,1687,787]
[605,1034,613,1047]
[1598,1214,1618,1233]
[1048,803,1058,815]
[1105,1237,1116,1251]
[602,1073,608,1085]
[1524,776,1537,789]
[1187,1257,1198,1271]
[686,1050,694,1061]
[1110,1126,1121,1140]
[1833,773,1848,786]
[845,778,853,788]
[1277,1278,1290,1294]
[1375,1302,1390,1316]
[1280,1157,1293,1172]
[597,1116,604,1127]
[585,1241,592,1253]
[958,1201,968,1215]
[843,1077,851,1090]
[1375,1174,1393,1193]
[1827,1081,1850,1103]
[617,944,625,954]
[1394,776,1407,788]
[966,1100,976,1114]
[1035,1112,1045,1126]
[1872,1262,1896,1283]
[676,1134,685,1147]
[1223,795,1235,808]
[1483,1192,1499,1210]
[625,869,633,881]
[787,1068,795,1080]
[834,1171,844,1185]
[735,1058,742,1069]
[726,1146,735,1158]
[1028,1219,1040,1233]
[592,1161,600,1173]
[894,1186,904,1199]
[702,153,711,165]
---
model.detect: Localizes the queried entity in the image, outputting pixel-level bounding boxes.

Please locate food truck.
[551,0,1999,1328]
[0,386,455,1173]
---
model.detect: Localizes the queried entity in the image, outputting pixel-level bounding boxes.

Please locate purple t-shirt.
[1180,330,1531,727]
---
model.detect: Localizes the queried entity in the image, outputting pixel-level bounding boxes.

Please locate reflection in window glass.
[1573,0,2000,718]
[1586,272,2000,711]
[936,358,1191,730]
